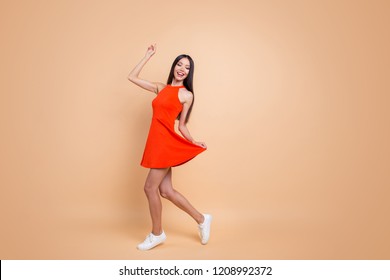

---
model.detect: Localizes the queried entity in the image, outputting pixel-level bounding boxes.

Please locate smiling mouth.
[177,72,185,77]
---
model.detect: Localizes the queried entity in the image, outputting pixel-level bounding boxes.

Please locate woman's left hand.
[193,141,207,149]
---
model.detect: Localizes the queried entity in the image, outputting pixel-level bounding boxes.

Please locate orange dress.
[141,84,206,168]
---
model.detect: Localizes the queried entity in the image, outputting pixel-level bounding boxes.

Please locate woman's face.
[173,57,190,81]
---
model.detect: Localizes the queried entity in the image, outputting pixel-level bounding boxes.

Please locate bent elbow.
[178,125,185,133]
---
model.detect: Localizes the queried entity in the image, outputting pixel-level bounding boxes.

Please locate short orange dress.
[140,84,206,168]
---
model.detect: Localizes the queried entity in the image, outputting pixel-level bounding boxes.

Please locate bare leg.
[144,168,170,235]
[159,168,204,224]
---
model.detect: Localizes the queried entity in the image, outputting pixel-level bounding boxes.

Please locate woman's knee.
[144,181,157,196]
[160,188,174,200]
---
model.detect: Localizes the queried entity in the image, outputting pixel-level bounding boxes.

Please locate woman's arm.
[178,92,207,149]
[128,44,163,94]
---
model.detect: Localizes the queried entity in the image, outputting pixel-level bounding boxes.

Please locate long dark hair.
[166,54,194,123]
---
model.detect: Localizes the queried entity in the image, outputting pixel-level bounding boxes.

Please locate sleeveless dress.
[140,84,206,168]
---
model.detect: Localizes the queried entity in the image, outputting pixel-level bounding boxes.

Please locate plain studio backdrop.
[0,0,389,259]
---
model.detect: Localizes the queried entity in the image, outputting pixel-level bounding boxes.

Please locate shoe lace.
[146,233,154,243]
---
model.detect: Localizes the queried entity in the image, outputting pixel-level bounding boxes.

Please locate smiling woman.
[1,0,389,261]
[127,44,211,251]
[165,54,195,123]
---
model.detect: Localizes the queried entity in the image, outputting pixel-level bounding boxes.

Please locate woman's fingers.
[145,44,157,58]
[194,141,207,149]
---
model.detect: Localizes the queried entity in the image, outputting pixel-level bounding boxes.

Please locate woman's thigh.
[158,168,174,195]
[144,168,170,191]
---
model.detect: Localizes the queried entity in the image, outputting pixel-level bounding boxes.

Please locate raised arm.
[128,44,164,94]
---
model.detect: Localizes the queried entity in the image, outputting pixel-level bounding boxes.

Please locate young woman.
[128,44,212,251]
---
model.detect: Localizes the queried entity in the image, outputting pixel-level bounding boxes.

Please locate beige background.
[1,0,389,259]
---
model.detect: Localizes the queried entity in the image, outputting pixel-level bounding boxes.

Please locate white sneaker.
[137,231,166,251]
[198,214,212,245]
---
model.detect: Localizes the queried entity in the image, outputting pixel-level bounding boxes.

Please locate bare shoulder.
[178,87,193,104]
